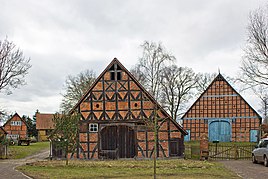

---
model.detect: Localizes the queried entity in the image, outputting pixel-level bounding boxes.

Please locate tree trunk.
[66,145,69,165]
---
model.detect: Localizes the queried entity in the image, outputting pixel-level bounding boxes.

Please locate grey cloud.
[0,0,266,116]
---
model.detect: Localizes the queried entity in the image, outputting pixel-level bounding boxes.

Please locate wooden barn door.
[118,125,136,158]
[169,138,184,157]
[209,119,231,142]
[100,125,136,159]
[100,126,118,159]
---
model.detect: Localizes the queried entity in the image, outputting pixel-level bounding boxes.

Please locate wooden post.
[200,134,209,160]
[153,108,157,179]
[234,144,238,160]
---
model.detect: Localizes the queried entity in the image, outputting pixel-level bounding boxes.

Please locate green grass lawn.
[17,159,239,179]
[8,142,49,159]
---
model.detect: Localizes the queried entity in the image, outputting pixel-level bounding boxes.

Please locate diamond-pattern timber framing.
[70,58,187,159]
[182,73,262,142]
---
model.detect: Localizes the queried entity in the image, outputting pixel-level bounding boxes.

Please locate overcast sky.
[0,0,266,118]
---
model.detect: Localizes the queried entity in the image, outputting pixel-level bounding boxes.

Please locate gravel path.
[0,149,49,179]
[219,160,268,179]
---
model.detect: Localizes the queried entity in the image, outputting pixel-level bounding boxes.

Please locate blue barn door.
[209,119,231,142]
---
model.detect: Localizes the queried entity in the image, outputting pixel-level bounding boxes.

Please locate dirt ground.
[0,149,49,179]
[219,160,268,179]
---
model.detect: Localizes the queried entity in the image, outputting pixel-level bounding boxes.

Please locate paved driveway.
[0,149,49,179]
[219,160,268,179]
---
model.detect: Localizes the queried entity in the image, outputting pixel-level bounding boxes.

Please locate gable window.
[11,121,22,126]
[89,123,98,132]
[110,72,115,80]
[109,64,122,81]
[117,71,122,80]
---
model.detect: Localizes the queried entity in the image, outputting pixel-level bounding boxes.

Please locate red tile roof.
[36,113,55,130]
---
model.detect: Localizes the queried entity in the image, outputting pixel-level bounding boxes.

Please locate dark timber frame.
[70,58,187,159]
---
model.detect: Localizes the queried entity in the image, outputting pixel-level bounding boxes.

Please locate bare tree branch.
[239,6,268,88]
[160,65,197,120]
[132,41,175,99]
[0,38,31,94]
[60,69,96,113]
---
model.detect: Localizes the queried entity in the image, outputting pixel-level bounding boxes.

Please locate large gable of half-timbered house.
[70,58,187,159]
[182,73,261,142]
[3,113,28,141]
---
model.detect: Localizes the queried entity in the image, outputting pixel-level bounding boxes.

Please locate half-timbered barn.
[3,113,28,141]
[70,58,187,159]
[35,112,55,141]
[182,73,262,142]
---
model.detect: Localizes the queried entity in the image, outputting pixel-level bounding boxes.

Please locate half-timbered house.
[182,73,262,142]
[70,58,187,159]
[3,113,28,141]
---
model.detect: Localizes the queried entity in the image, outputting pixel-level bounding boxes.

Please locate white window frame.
[10,121,22,126]
[7,134,19,139]
[89,123,98,132]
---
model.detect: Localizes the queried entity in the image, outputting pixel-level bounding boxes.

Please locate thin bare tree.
[132,41,175,100]
[0,38,31,94]
[239,6,268,88]
[130,66,147,85]
[195,72,217,96]
[236,5,268,123]
[252,85,268,123]
[60,69,96,113]
[161,65,197,120]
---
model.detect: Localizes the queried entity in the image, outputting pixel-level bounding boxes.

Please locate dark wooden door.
[118,125,136,158]
[101,126,117,150]
[170,138,184,157]
[100,125,136,159]
[100,126,118,159]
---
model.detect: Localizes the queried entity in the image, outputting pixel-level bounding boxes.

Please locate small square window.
[89,123,98,132]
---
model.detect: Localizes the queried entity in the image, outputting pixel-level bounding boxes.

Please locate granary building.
[181,73,262,142]
[35,111,55,141]
[69,58,187,159]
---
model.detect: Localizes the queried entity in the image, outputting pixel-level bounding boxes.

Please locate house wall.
[4,115,27,140]
[183,118,260,142]
[70,60,185,159]
[35,113,55,141]
[75,120,184,159]
[182,76,261,142]
[38,130,52,141]
[137,120,183,158]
